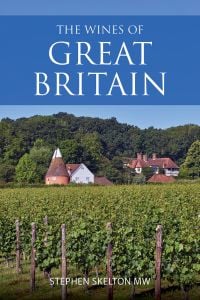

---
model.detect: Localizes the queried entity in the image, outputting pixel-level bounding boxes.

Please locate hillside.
[0,112,200,183]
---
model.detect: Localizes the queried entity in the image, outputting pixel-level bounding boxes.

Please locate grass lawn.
[0,262,199,300]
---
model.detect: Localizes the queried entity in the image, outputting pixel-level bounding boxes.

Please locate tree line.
[0,112,200,183]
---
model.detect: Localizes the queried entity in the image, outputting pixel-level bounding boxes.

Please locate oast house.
[45,148,112,186]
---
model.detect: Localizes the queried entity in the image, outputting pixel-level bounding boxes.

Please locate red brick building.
[45,149,69,185]
[127,153,179,177]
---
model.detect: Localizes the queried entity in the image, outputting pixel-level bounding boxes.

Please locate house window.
[152,166,158,172]
[86,177,90,182]
[75,177,79,181]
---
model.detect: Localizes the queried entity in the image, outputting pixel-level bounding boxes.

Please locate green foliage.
[3,138,27,165]
[180,140,200,179]
[20,218,32,257]
[99,156,137,184]
[29,139,52,182]
[112,225,154,279]
[0,217,15,261]
[35,224,61,271]
[142,167,154,180]
[103,164,122,183]
[68,218,106,275]
[132,174,146,184]
[1,113,200,183]
[60,139,81,163]
[80,132,103,172]
[15,153,39,183]
[162,214,200,287]
[0,184,199,292]
[179,166,190,179]
[0,164,15,182]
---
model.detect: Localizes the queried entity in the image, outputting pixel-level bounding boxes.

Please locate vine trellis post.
[106,222,113,300]
[155,224,163,300]
[61,224,67,300]
[15,219,21,274]
[30,222,36,292]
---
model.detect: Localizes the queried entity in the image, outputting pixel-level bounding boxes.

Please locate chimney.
[143,154,147,161]
[152,153,157,160]
[137,153,142,160]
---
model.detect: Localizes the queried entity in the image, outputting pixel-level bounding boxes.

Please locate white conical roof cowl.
[52,148,62,159]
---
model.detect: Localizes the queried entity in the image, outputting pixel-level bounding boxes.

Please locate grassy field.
[0,261,200,300]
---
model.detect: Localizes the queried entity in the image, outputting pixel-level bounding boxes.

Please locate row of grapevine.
[1,217,164,300]
[0,184,200,299]
[0,216,199,299]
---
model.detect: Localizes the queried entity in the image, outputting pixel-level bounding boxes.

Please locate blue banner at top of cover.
[0,16,199,105]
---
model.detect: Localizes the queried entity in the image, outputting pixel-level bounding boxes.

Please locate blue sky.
[1,0,200,15]
[0,106,200,129]
[1,2,199,129]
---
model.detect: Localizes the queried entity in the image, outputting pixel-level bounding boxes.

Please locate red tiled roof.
[148,174,176,183]
[148,158,179,169]
[129,157,179,169]
[66,164,80,174]
[46,157,69,178]
[129,159,149,169]
[136,159,149,168]
[94,177,113,185]
[128,160,137,168]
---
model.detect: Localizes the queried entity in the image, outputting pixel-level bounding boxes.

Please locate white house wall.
[71,164,94,184]
[135,166,179,177]
[164,169,179,177]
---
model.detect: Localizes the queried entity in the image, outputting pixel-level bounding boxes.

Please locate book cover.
[0,1,199,300]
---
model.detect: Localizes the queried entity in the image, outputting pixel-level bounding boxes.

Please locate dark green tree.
[60,139,81,163]
[103,164,122,183]
[142,167,154,181]
[29,139,52,182]
[180,140,200,179]
[81,133,103,172]
[0,164,15,183]
[15,153,38,183]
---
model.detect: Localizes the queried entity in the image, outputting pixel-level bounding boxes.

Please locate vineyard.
[0,184,200,300]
